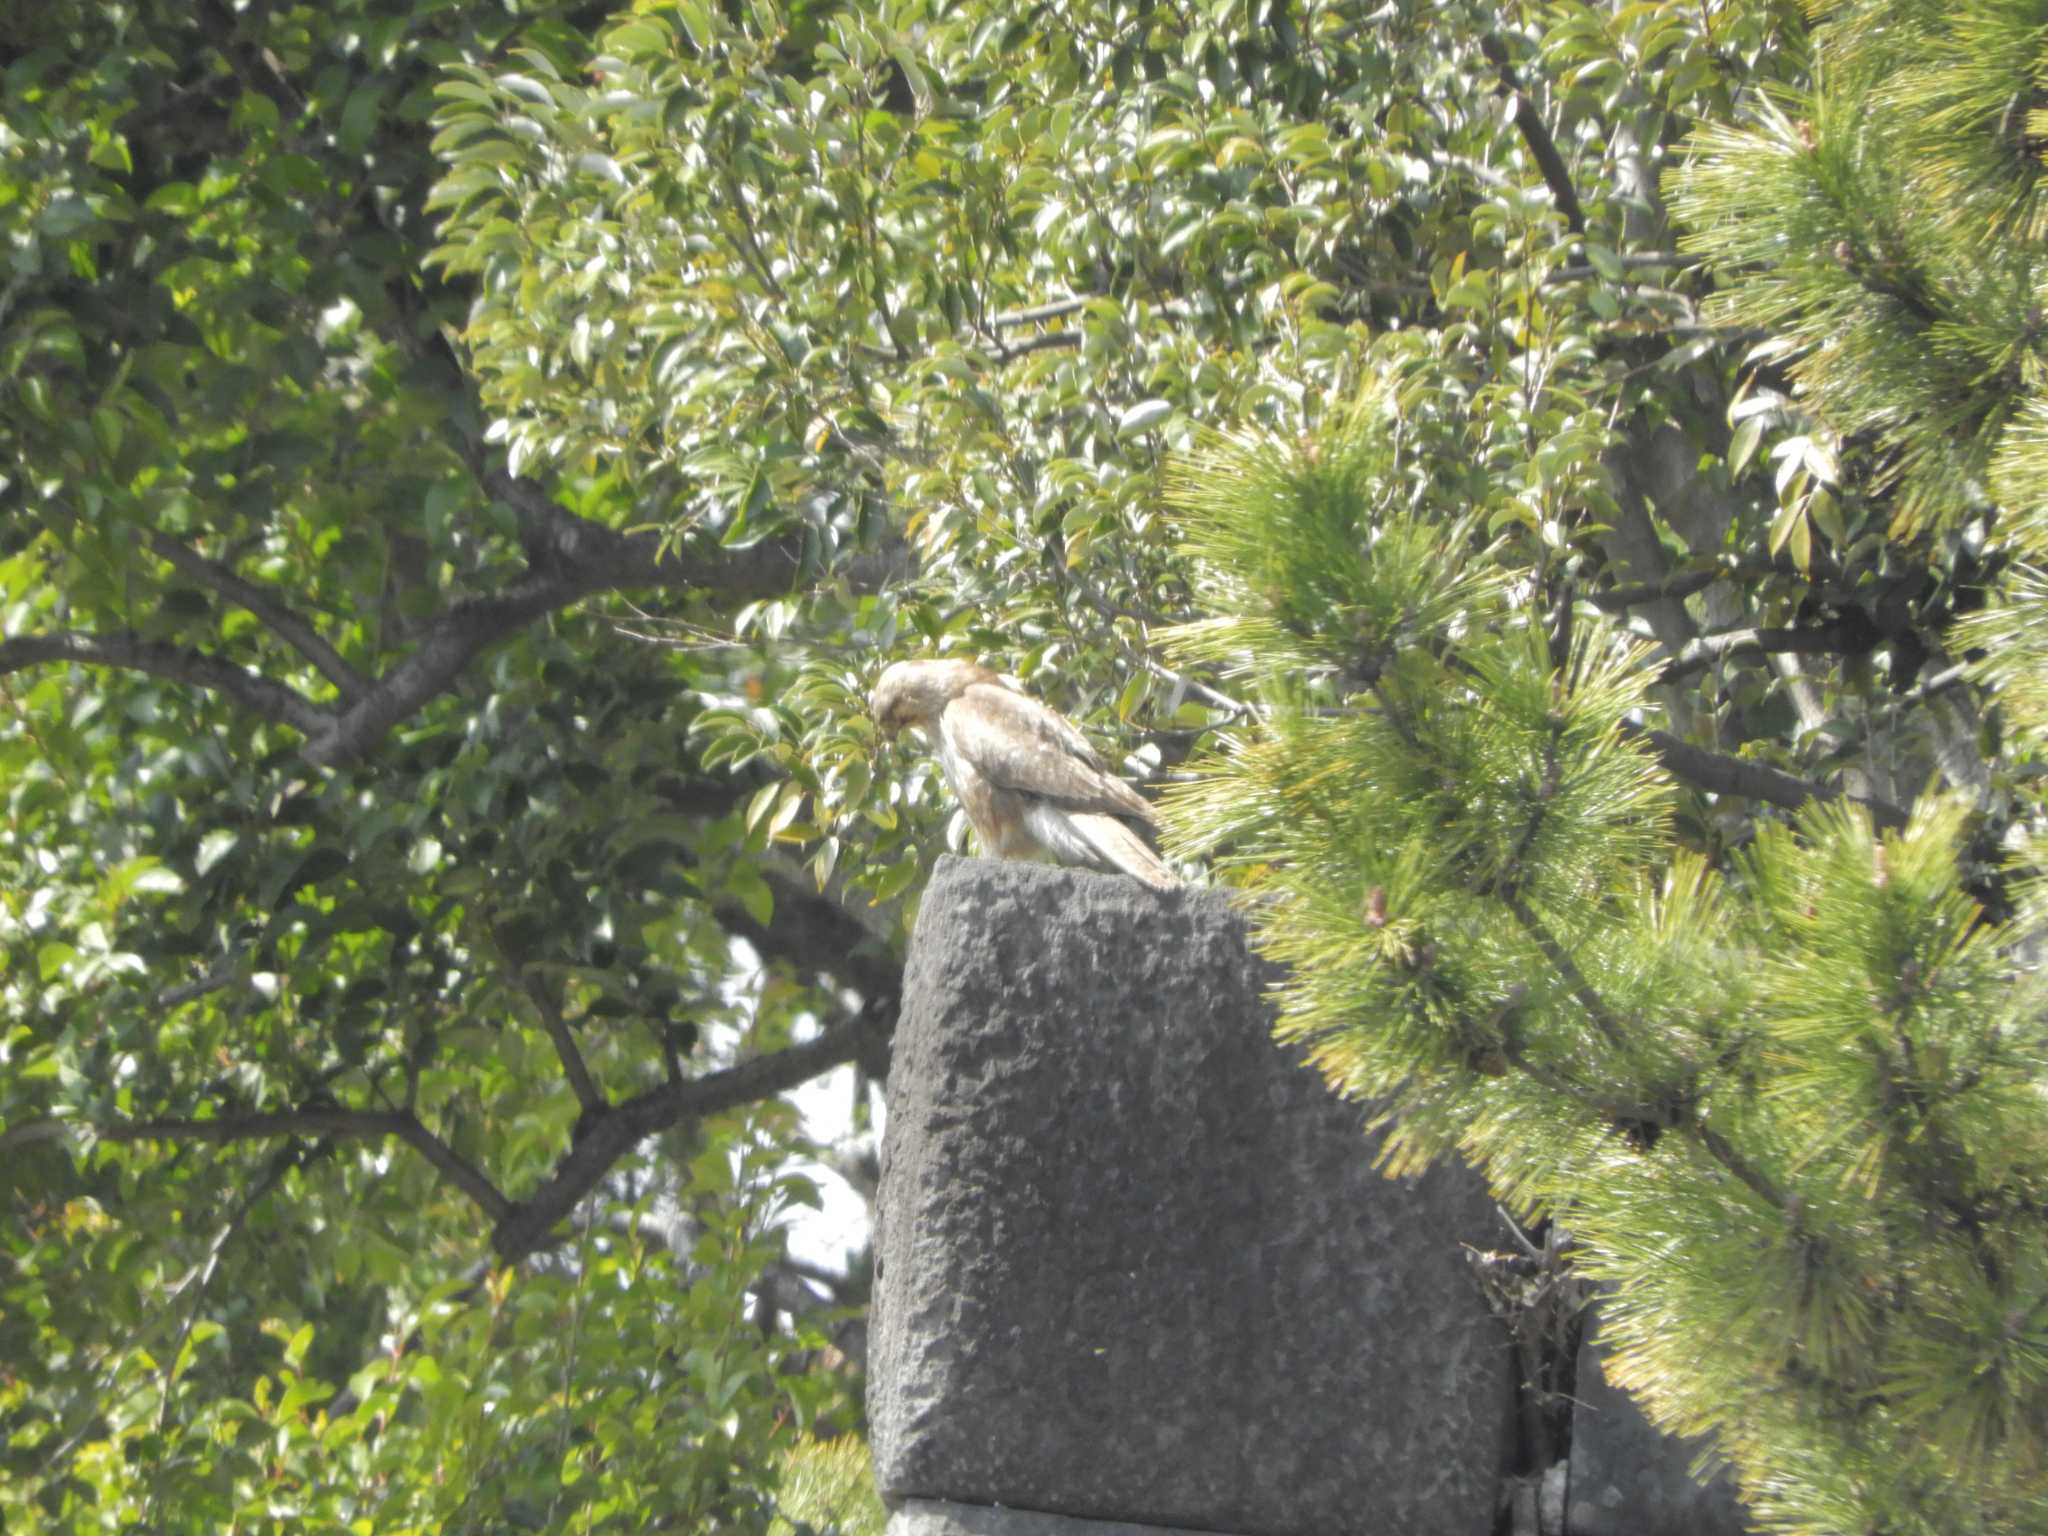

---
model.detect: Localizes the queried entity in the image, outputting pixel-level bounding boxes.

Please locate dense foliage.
[1162,0,2048,1531]
[4,0,2042,1528]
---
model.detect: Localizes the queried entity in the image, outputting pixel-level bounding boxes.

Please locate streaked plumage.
[870,658,1176,889]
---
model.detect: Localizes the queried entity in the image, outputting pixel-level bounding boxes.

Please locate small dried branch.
[989,329,1082,362]
[990,294,1090,327]
[1061,569,1250,719]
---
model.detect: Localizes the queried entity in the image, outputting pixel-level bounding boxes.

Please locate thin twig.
[490,1017,879,1264]
[1062,569,1249,718]
[148,532,367,701]
[67,1104,514,1222]
[1499,888,1630,1053]
[512,956,605,1115]
[0,631,330,736]
[1691,1122,1786,1209]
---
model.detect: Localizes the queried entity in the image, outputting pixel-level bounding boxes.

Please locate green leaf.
[1117,400,1172,437]
[1726,416,1764,478]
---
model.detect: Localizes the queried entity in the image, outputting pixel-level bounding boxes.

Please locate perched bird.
[870,658,1176,889]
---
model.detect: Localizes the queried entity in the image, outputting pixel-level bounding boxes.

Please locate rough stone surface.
[886,1497,1220,1536]
[1567,1308,1753,1536]
[870,856,1514,1536]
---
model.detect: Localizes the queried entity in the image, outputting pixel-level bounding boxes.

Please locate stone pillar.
[1566,1306,1753,1536]
[869,857,1516,1536]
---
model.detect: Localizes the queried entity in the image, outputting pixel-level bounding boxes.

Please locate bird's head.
[870,658,995,738]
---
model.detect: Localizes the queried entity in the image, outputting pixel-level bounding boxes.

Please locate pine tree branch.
[1499,889,1630,1053]
[0,631,331,736]
[147,532,368,702]
[1690,1122,1786,1209]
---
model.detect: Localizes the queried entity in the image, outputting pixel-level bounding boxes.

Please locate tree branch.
[715,866,903,1013]
[991,294,1090,327]
[385,1115,517,1221]
[0,631,331,736]
[989,329,1082,362]
[24,1104,514,1222]
[1479,35,1585,233]
[509,955,605,1116]
[1587,567,1727,612]
[1658,616,1877,683]
[1625,722,1908,829]
[305,484,799,766]
[490,1018,879,1263]
[1499,888,1629,1052]
[148,532,368,701]
[1690,1122,1787,1209]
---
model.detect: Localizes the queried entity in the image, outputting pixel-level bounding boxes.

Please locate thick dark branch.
[148,532,368,701]
[1659,615,1877,683]
[305,480,798,766]
[32,1104,514,1221]
[1588,567,1727,612]
[491,1018,877,1263]
[386,1115,517,1221]
[1626,722,1908,830]
[0,631,331,736]
[1479,35,1585,233]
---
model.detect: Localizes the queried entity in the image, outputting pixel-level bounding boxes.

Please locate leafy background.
[5,0,2043,1529]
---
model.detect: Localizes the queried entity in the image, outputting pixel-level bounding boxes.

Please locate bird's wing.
[942,682,1156,823]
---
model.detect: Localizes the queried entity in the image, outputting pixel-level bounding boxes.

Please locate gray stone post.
[869,857,1516,1536]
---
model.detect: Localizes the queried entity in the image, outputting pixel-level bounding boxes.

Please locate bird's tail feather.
[1072,812,1178,890]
